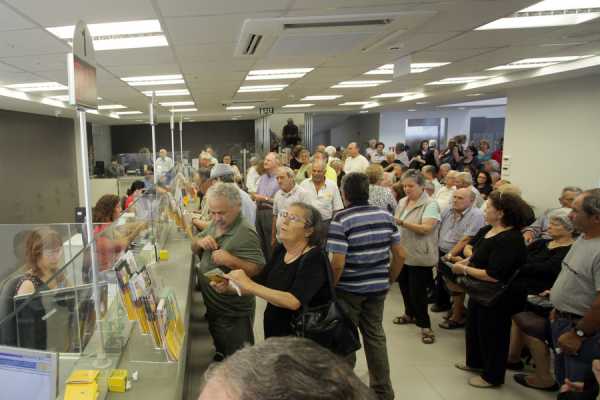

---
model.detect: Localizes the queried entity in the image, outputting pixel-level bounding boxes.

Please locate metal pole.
[77,109,110,367]
[170,113,175,163]
[179,114,183,163]
[149,93,157,184]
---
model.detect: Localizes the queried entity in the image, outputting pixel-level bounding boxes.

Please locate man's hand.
[560,379,585,393]
[195,235,219,251]
[523,231,535,244]
[211,249,235,268]
[558,330,583,355]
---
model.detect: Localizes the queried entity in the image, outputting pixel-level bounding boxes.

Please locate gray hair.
[456,172,473,186]
[582,188,600,217]
[422,165,437,176]
[401,169,426,187]
[439,163,451,171]
[330,159,343,170]
[486,159,500,172]
[206,182,241,207]
[563,186,583,195]
[277,166,295,179]
[548,208,575,232]
[202,337,375,400]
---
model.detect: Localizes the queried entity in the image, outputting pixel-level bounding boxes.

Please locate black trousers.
[398,265,433,329]
[432,250,451,307]
[465,297,514,385]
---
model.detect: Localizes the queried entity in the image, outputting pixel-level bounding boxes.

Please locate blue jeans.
[551,318,600,384]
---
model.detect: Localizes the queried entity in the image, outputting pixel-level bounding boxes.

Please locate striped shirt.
[327,204,401,294]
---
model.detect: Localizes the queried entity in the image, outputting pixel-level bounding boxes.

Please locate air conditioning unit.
[234,11,436,58]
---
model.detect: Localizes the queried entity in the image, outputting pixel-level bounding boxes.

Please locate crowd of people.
[186,138,600,400]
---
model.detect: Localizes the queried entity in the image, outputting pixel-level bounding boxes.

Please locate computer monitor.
[0,345,57,400]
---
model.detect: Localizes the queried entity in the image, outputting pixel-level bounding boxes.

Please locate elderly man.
[206,147,218,165]
[155,148,174,178]
[523,186,583,243]
[199,151,213,169]
[365,139,378,161]
[344,142,370,174]
[313,149,337,183]
[548,189,600,386]
[271,166,310,247]
[300,160,343,238]
[211,163,256,225]
[198,337,375,400]
[438,163,451,184]
[192,183,265,360]
[434,170,458,213]
[456,172,484,208]
[191,167,214,231]
[432,188,485,326]
[252,152,281,258]
[327,172,405,400]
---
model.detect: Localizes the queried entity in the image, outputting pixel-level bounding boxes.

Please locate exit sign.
[259,107,274,115]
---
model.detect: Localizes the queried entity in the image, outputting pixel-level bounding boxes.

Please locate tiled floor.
[185,288,556,400]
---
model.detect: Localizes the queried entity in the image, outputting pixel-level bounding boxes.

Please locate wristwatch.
[574,328,586,338]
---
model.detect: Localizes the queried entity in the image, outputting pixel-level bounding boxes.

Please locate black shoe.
[513,374,559,392]
[430,304,451,313]
[506,360,524,371]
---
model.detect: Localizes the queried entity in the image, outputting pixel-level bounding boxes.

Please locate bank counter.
[0,176,198,400]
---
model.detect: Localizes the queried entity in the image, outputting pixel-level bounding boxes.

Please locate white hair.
[206,182,241,207]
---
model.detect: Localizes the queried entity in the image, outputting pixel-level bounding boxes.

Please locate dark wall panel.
[111,120,255,160]
[0,109,78,223]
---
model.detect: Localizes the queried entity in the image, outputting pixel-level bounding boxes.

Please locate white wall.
[504,74,600,213]
[328,114,379,149]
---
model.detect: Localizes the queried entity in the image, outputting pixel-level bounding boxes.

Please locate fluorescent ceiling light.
[301,95,342,101]
[282,104,314,108]
[426,76,491,85]
[416,101,429,105]
[237,84,288,93]
[160,101,194,106]
[362,102,379,109]
[109,113,121,119]
[48,95,70,101]
[86,109,99,115]
[408,109,416,112]
[339,101,370,106]
[371,92,415,98]
[93,35,168,51]
[0,88,30,101]
[41,98,65,108]
[226,105,255,110]
[114,111,143,115]
[142,89,190,97]
[477,0,600,30]
[170,108,197,112]
[122,74,184,87]
[98,104,127,110]
[365,62,450,75]
[5,82,68,92]
[246,68,314,81]
[399,93,427,102]
[440,97,508,108]
[488,55,594,70]
[466,93,483,97]
[47,20,162,39]
[359,110,369,114]
[332,80,390,88]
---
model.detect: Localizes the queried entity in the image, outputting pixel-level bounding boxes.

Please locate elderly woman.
[452,191,530,388]
[294,149,311,184]
[393,169,441,344]
[213,203,330,340]
[366,164,397,214]
[330,159,345,188]
[508,210,575,391]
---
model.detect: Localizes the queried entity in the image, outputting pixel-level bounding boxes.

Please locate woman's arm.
[223,269,301,310]
[396,217,438,235]
[452,263,498,282]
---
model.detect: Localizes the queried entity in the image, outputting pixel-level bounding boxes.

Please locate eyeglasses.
[280,210,307,225]
[43,248,63,258]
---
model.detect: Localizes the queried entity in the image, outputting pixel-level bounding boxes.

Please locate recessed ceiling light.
[170,108,197,112]
[122,74,184,86]
[114,111,143,115]
[282,104,314,108]
[5,82,68,92]
[488,55,594,70]
[245,68,314,81]
[226,105,255,110]
[365,63,450,75]
[426,76,491,85]
[98,104,127,110]
[142,89,190,97]
[371,92,415,98]
[160,101,194,106]
[359,110,369,114]
[339,101,371,106]
[477,0,600,30]
[301,95,342,101]
[331,80,390,88]
[237,84,288,93]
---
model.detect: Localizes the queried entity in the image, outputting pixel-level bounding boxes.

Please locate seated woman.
[476,171,493,200]
[212,202,330,341]
[124,180,145,210]
[451,190,530,388]
[92,194,146,273]
[508,210,575,391]
[15,227,67,350]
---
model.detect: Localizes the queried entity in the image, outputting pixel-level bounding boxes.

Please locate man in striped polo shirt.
[327,172,405,400]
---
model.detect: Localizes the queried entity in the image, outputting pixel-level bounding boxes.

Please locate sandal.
[454,362,483,373]
[468,376,497,388]
[421,330,435,344]
[513,374,559,392]
[393,315,415,325]
[439,319,466,330]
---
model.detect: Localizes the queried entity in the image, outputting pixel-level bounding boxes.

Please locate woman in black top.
[213,203,330,339]
[462,145,481,180]
[452,191,530,388]
[475,171,493,199]
[289,145,304,171]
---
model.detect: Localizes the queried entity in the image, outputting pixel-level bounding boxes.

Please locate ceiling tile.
[0,3,37,31]
[95,47,176,67]
[174,43,237,63]
[0,53,67,72]
[0,61,24,73]
[0,29,69,56]
[157,0,292,17]
[0,71,47,85]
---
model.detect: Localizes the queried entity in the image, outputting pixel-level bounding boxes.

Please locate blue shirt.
[256,173,279,198]
[327,204,401,294]
[438,206,485,253]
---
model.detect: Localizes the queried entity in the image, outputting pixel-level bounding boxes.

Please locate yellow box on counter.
[159,249,170,261]
[64,369,100,400]
[108,369,128,393]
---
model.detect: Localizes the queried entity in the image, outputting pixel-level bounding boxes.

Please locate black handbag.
[457,269,520,307]
[291,251,361,356]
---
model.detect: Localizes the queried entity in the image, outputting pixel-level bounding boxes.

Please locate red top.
[94,223,125,271]
[125,195,135,210]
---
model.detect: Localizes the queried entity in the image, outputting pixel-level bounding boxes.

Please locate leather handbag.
[457,269,520,307]
[291,251,361,356]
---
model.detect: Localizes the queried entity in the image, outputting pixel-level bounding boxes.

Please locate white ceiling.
[0,0,599,124]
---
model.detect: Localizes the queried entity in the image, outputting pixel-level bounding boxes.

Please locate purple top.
[256,173,279,198]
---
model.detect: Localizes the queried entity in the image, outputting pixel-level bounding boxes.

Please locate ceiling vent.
[234,12,436,58]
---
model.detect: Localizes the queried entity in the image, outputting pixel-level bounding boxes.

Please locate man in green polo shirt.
[192,183,265,359]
